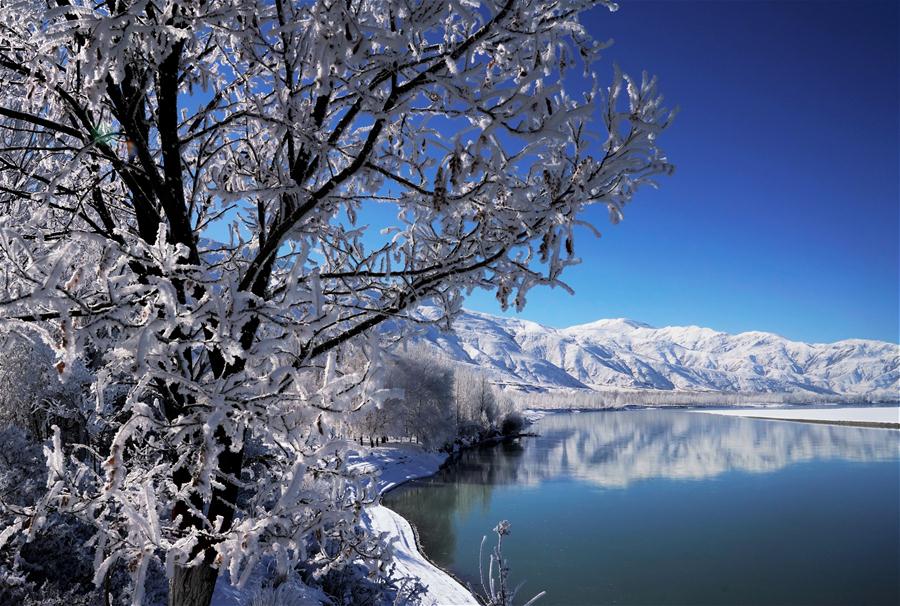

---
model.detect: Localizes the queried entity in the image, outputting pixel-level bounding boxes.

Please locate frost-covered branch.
[0,0,672,603]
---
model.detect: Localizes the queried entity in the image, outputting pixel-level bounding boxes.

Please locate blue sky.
[206,0,897,344]
[464,0,899,344]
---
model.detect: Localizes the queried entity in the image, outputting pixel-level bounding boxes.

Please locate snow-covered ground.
[696,406,900,428]
[353,445,480,606]
[212,445,478,606]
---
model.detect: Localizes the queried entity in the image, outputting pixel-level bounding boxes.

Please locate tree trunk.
[169,560,218,606]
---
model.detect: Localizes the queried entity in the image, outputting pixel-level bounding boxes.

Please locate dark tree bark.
[169,561,219,606]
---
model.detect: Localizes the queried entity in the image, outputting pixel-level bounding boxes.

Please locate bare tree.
[0,0,673,603]
[387,353,455,447]
[453,365,502,430]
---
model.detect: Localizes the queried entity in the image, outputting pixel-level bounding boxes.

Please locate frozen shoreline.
[695,406,899,429]
[352,445,480,606]
[212,444,478,606]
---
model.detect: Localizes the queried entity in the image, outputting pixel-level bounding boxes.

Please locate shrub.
[477,521,544,606]
[500,413,525,437]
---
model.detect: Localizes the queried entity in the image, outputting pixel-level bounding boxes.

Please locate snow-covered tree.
[388,353,455,447]
[0,0,673,603]
[0,330,86,441]
[346,344,458,447]
[454,366,502,429]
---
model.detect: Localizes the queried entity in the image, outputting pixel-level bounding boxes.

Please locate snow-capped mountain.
[411,309,899,399]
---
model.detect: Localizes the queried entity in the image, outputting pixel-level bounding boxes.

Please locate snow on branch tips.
[0,0,672,603]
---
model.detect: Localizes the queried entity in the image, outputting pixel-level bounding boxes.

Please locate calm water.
[383,410,900,605]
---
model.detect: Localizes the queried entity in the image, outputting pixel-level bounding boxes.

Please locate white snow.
[521,409,548,423]
[696,406,900,428]
[352,445,480,606]
[212,444,478,606]
[350,444,450,495]
[410,308,899,398]
[212,572,328,606]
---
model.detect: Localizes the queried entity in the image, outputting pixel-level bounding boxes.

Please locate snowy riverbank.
[211,406,899,605]
[695,405,900,429]
[212,445,479,606]
[352,445,480,606]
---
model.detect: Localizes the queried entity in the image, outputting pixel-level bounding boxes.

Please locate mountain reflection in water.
[504,410,898,486]
[384,410,900,606]
[417,410,898,490]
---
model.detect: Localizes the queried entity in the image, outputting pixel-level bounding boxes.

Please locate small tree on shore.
[0,0,673,603]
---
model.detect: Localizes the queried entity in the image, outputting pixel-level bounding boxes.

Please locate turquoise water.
[383,410,900,605]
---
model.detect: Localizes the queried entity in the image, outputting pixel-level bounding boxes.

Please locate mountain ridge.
[409,308,899,400]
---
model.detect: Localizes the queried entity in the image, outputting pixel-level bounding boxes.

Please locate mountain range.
[410,308,899,401]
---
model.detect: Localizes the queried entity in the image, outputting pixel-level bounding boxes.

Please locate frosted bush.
[478,521,545,606]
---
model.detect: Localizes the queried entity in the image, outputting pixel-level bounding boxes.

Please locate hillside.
[410,309,899,401]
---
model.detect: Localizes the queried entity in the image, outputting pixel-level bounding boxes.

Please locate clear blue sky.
[465,0,899,344]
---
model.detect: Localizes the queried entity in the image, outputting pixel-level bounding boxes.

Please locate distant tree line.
[344,344,523,450]
[512,387,892,410]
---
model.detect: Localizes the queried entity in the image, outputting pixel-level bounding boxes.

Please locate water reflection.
[384,410,900,606]
[439,410,900,489]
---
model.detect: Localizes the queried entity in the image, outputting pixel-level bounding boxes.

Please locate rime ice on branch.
[0,0,672,603]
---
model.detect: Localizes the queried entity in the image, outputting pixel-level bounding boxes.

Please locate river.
[383,409,900,605]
